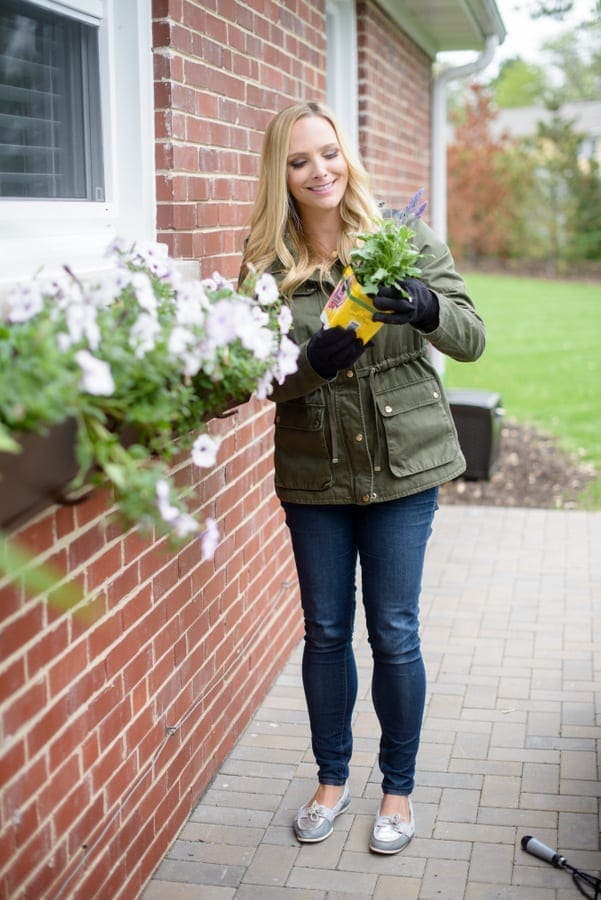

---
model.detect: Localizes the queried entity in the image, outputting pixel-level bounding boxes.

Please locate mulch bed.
[439,419,597,509]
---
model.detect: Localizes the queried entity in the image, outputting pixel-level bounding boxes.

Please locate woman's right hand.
[307,326,367,379]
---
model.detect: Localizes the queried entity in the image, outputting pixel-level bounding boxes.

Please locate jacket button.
[355,433,363,442]
[371,492,377,499]
[384,405,393,413]
[275,415,280,423]
[361,494,370,503]
[312,419,320,429]
[346,370,354,378]
[433,391,439,399]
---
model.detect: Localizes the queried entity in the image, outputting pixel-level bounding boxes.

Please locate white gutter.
[431,34,499,240]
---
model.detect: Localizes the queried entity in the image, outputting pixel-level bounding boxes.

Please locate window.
[0,0,155,286]
[0,0,104,200]
[326,0,358,151]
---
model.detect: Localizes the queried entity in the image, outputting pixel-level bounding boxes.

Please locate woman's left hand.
[372,278,439,332]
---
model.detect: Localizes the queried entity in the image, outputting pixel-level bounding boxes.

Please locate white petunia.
[174,283,209,326]
[131,272,158,314]
[5,285,44,322]
[205,299,239,347]
[273,336,300,384]
[173,512,200,538]
[130,312,161,357]
[168,325,203,376]
[277,305,293,335]
[38,271,83,312]
[168,325,193,354]
[254,370,274,400]
[156,479,179,523]
[85,269,133,308]
[191,433,221,469]
[156,479,199,537]
[105,236,130,258]
[75,350,115,395]
[202,272,232,294]
[64,302,101,350]
[255,272,280,306]
[240,322,274,360]
[200,517,220,561]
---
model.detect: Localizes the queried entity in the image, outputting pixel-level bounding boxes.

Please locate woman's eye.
[289,160,306,169]
[324,150,339,160]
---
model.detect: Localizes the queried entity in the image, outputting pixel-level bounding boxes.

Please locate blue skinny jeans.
[282,487,438,796]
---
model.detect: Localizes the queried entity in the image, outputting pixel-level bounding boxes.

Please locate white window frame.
[326,0,359,151]
[0,0,155,286]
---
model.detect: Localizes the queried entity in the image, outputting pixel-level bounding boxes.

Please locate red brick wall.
[0,400,302,899]
[153,0,328,280]
[357,1,432,210]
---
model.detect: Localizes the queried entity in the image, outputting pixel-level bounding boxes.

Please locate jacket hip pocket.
[376,377,458,477]
[274,402,333,491]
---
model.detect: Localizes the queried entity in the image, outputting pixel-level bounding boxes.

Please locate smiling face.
[286,115,349,221]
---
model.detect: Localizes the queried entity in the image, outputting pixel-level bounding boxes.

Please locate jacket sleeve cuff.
[269,343,331,402]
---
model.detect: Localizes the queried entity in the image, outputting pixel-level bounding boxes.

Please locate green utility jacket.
[270,219,486,506]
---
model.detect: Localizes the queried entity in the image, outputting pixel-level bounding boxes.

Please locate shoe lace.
[377,812,410,835]
[306,802,324,823]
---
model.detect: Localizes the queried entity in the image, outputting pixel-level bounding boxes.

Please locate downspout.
[430,34,499,375]
[431,34,500,240]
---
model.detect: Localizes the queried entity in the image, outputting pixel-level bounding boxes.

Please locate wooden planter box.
[0,419,84,531]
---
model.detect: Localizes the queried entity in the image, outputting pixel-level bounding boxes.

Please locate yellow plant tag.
[321,266,383,343]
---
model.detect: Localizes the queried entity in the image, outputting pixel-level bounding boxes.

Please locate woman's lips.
[308,181,335,193]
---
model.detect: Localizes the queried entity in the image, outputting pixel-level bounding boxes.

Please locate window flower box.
[0,241,299,554]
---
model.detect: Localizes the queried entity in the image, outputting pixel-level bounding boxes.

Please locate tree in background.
[526,112,601,266]
[446,84,533,264]
[491,57,548,107]
[541,25,601,103]
[571,158,601,259]
[447,85,601,270]
[517,0,597,19]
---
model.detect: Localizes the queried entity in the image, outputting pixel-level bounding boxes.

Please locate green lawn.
[443,272,601,508]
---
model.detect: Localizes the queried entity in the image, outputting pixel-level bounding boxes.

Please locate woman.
[240,100,485,854]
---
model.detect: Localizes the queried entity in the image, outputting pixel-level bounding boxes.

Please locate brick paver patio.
[143,504,601,899]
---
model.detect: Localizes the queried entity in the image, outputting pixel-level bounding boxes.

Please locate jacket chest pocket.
[375,377,457,477]
[274,402,333,491]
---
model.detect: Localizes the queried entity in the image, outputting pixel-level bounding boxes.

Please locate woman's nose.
[310,157,328,178]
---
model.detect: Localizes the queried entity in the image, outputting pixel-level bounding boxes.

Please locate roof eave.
[375,0,507,59]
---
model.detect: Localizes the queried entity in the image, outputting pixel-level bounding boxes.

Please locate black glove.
[372,278,439,332]
[307,326,367,379]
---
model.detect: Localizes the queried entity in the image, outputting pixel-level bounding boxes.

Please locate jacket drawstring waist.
[325,383,339,464]
[369,367,382,472]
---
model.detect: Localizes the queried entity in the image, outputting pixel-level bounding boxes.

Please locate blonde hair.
[240,101,381,298]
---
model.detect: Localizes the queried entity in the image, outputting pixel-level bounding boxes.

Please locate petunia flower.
[75,350,116,395]
[277,305,293,334]
[5,285,44,323]
[129,312,161,357]
[156,480,199,537]
[255,272,280,306]
[200,517,220,561]
[191,433,221,469]
[64,302,101,350]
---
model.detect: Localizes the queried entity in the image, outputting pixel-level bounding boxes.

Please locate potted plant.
[0,240,299,554]
[321,189,427,343]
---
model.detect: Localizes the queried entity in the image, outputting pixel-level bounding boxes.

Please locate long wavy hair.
[240,101,381,298]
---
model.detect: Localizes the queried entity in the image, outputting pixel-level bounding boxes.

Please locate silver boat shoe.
[293,783,351,843]
[369,798,415,854]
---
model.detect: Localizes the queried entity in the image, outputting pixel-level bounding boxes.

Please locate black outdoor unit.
[446,388,505,480]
